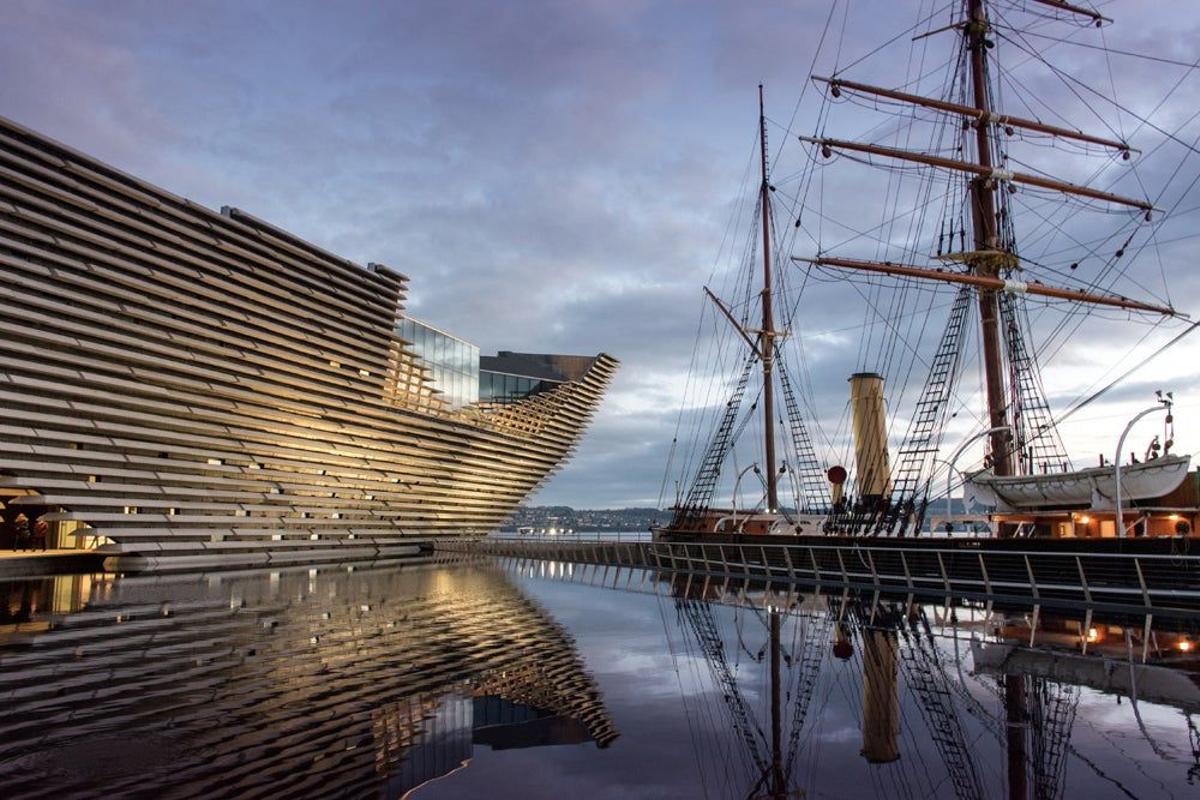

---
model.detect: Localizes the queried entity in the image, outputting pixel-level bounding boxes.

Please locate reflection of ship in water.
[0,563,615,798]
[653,570,1200,799]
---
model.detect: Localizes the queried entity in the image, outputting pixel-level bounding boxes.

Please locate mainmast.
[759,85,780,512]
[965,0,1013,478]
[797,0,1171,529]
[968,3,1025,796]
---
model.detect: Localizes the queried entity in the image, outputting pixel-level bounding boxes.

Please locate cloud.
[4,0,1200,508]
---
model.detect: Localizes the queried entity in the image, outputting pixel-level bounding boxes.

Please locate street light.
[1115,395,1172,539]
[944,425,1014,534]
[730,463,761,531]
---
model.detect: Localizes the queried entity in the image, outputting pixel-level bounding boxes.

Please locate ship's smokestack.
[848,372,891,502]
[861,628,900,764]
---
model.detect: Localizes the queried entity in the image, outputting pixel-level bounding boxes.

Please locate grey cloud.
[4,0,1200,508]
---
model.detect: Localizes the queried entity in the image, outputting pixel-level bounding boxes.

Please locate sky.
[4,0,1200,509]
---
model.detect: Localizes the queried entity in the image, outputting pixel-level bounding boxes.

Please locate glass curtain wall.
[396,317,480,409]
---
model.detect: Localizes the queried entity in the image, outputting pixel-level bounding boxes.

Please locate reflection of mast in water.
[897,611,985,800]
[674,589,828,799]
[1006,675,1029,800]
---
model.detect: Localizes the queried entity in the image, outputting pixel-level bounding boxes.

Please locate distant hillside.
[503,506,665,532]
[503,499,978,532]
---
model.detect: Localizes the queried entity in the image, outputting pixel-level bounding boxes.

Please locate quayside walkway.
[435,536,1200,618]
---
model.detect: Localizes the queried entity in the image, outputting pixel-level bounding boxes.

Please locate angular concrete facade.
[0,115,616,568]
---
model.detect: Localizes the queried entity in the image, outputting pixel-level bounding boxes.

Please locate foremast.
[758,85,780,513]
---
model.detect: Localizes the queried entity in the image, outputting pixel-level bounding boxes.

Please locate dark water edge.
[0,557,1196,799]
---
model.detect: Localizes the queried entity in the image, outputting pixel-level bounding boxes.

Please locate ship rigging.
[658,0,1199,544]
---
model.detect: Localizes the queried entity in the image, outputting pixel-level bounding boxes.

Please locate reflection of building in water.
[378,687,612,798]
[0,572,101,638]
[0,564,615,798]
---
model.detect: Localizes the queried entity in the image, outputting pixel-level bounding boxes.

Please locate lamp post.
[1115,396,1172,538]
[730,463,759,531]
[944,425,1013,534]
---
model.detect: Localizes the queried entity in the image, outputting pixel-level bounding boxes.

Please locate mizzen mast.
[758,84,780,512]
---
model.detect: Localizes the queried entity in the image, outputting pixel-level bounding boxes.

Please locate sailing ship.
[657,0,1199,557]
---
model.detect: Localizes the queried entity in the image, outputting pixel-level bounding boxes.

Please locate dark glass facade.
[478,371,560,404]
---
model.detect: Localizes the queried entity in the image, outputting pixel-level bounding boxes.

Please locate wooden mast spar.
[759,85,780,513]
[809,76,1134,156]
[790,256,1178,316]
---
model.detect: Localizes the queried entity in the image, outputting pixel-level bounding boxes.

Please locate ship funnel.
[848,373,891,501]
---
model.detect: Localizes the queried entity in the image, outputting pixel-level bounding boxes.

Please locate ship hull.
[0,115,616,569]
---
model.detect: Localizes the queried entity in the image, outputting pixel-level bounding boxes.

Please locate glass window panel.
[434,332,446,367]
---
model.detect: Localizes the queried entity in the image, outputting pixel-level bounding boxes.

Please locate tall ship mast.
[759,84,781,515]
[657,0,1197,547]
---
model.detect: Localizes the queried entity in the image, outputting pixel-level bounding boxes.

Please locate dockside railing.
[435,537,1200,616]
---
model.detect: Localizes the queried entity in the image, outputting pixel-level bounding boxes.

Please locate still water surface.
[0,557,1196,798]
